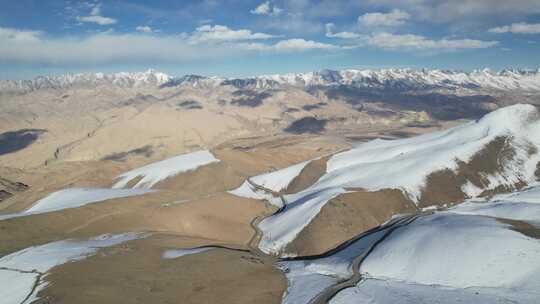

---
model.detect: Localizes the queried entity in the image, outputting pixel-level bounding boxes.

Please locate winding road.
[305,213,429,304]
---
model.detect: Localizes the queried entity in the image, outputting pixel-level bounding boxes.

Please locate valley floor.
[1,104,540,304]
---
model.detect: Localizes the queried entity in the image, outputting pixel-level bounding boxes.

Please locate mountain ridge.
[2,67,540,94]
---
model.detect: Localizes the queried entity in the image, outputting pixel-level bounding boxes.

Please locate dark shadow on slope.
[230,90,272,107]
[0,177,29,202]
[284,117,328,134]
[302,102,327,111]
[498,218,540,239]
[284,108,300,113]
[0,129,47,156]
[323,86,495,120]
[102,145,154,162]
[177,100,203,110]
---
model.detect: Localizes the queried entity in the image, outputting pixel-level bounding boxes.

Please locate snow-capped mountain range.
[2,68,540,94]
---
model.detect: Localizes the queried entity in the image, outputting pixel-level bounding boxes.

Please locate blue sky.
[1,0,540,79]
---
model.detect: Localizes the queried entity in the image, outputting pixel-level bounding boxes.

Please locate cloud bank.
[489,22,540,34]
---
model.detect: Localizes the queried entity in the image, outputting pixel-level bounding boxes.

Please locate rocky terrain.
[1,68,540,169]
[1,69,540,304]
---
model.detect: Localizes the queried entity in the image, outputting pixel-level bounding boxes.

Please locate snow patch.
[0,233,143,304]
[113,150,220,189]
[0,188,153,221]
[228,160,309,207]
[258,187,345,255]
[162,247,213,259]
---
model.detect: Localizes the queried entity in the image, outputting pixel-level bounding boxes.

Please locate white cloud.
[363,0,540,24]
[272,38,337,51]
[136,26,154,33]
[358,9,410,27]
[325,23,362,39]
[0,27,42,42]
[246,38,337,52]
[0,26,336,66]
[251,1,283,16]
[489,22,540,34]
[188,24,277,44]
[76,3,117,25]
[367,32,499,50]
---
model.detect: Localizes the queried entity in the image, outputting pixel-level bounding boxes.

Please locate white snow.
[4,67,540,94]
[113,150,220,189]
[0,188,153,221]
[162,247,213,259]
[0,270,37,304]
[228,160,309,207]
[256,104,540,254]
[492,185,540,204]
[450,185,540,223]
[250,161,309,193]
[278,220,404,304]
[0,233,143,304]
[361,213,540,291]
[228,181,283,207]
[450,201,540,223]
[278,210,540,303]
[278,264,338,304]
[258,187,345,255]
[257,68,540,91]
[331,278,540,304]
[325,104,540,201]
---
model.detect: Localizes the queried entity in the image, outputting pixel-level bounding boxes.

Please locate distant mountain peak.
[2,67,540,94]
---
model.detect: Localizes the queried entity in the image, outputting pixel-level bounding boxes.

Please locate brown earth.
[0,191,273,257]
[285,156,329,194]
[497,218,540,240]
[419,136,533,208]
[285,189,417,256]
[40,234,286,304]
[0,161,130,213]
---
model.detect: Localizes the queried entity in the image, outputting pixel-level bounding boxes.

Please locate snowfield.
[113,150,220,189]
[330,278,540,304]
[258,187,346,255]
[360,213,540,290]
[325,104,540,201]
[0,188,153,221]
[250,104,540,254]
[0,233,143,304]
[278,210,540,303]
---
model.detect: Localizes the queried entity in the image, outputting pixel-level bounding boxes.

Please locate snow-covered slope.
[361,213,540,290]
[0,188,153,221]
[232,104,540,254]
[0,233,143,304]
[113,150,220,189]
[228,160,309,207]
[331,277,539,304]
[450,184,540,223]
[324,103,539,200]
[279,200,540,304]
